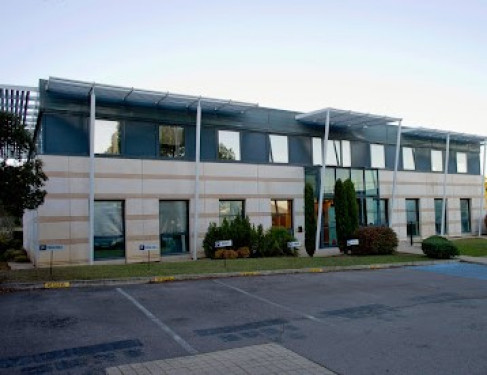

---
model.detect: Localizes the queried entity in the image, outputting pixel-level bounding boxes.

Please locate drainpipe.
[479,140,487,236]
[89,88,96,265]
[441,133,450,236]
[193,100,202,260]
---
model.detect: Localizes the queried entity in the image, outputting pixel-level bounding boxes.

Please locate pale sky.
[2,0,486,137]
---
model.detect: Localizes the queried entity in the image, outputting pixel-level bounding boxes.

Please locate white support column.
[192,100,202,260]
[390,119,402,230]
[89,89,96,265]
[441,133,450,236]
[315,109,330,252]
[479,140,487,236]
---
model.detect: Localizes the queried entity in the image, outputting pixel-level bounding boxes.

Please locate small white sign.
[287,241,301,248]
[347,239,359,246]
[215,240,232,248]
[139,244,159,251]
[39,244,65,251]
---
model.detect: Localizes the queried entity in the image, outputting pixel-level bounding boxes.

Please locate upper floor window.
[95,120,121,155]
[160,125,185,158]
[218,130,240,161]
[269,134,288,163]
[312,137,322,165]
[431,150,443,172]
[370,144,385,169]
[402,147,416,170]
[326,140,351,167]
[456,152,467,173]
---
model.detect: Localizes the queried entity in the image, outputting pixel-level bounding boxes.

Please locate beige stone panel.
[70,221,89,238]
[244,199,261,215]
[69,178,90,195]
[68,156,89,173]
[44,177,70,194]
[142,198,161,216]
[125,198,144,215]
[95,158,142,175]
[203,162,258,179]
[70,199,89,217]
[125,220,159,237]
[126,241,159,263]
[39,222,71,241]
[203,198,219,215]
[143,159,195,175]
[258,181,303,197]
[41,155,70,172]
[142,179,194,195]
[95,178,142,195]
[69,243,90,264]
[257,165,303,180]
[38,199,71,217]
[204,180,259,196]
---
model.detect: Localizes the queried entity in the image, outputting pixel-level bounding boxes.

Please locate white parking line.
[116,287,198,355]
[213,280,326,324]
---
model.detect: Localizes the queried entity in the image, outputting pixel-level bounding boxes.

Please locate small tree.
[304,182,316,257]
[334,179,348,251]
[344,179,359,235]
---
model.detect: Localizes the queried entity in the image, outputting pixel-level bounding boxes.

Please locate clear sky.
[2,0,486,137]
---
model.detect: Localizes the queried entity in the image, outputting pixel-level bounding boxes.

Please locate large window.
[431,150,443,172]
[460,199,471,233]
[219,200,244,224]
[159,201,189,254]
[402,147,416,170]
[370,144,385,169]
[312,137,322,165]
[434,198,448,235]
[94,201,125,260]
[218,130,240,161]
[365,198,388,226]
[271,199,293,233]
[269,135,288,163]
[456,152,467,173]
[325,140,351,167]
[159,125,185,158]
[405,199,420,236]
[95,120,121,154]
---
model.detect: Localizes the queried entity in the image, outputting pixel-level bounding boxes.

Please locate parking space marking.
[116,288,198,355]
[213,280,326,324]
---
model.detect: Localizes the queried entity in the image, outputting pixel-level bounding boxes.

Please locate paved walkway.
[105,343,336,375]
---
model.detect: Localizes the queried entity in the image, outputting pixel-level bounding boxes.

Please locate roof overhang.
[45,77,258,114]
[295,107,401,128]
[0,84,39,131]
[402,127,486,144]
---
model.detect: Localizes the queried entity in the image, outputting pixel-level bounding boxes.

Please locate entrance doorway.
[316,199,337,247]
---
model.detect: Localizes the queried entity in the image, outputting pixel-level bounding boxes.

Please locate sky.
[2,0,487,138]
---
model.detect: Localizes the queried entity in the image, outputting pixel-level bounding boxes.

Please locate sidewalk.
[397,241,487,265]
[106,343,336,375]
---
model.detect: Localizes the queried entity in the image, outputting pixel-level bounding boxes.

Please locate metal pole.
[89,88,96,265]
[315,109,330,252]
[193,101,202,260]
[479,140,487,236]
[390,119,402,229]
[441,133,450,236]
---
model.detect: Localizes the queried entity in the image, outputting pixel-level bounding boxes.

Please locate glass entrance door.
[317,199,337,247]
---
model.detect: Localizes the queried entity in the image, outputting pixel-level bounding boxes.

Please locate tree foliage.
[304,182,316,257]
[334,178,358,251]
[0,111,47,218]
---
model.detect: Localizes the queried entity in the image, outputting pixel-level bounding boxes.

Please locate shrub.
[259,227,298,257]
[203,223,222,258]
[2,248,29,262]
[422,235,459,259]
[237,247,250,258]
[214,249,225,259]
[304,182,316,257]
[351,226,398,255]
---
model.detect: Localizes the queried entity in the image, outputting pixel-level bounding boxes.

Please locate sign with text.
[287,241,301,248]
[39,244,65,251]
[139,244,159,251]
[215,240,232,248]
[347,239,359,246]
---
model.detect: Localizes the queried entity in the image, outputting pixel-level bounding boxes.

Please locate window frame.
[460,198,471,233]
[94,119,121,155]
[270,199,293,234]
[94,200,125,260]
[431,150,443,172]
[402,147,416,170]
[159,200,189,255]
[405,198,420,237]
[159,124,185,158]
[269,134,289,163]
[218,130,241,161]
[434,198,448,235]
[219,200,245,224]
[370,143,385,169]
[456,152,467,173]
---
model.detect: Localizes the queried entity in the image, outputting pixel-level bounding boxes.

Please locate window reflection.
[94,201,125,260]
[402,147,415,170]
[159,201,189,254]
[269,135,288,163]
[271,199,293,233]
[456,152,467,173]
[218,130,240,161]
[219,200,244,224]
[95,120,121,154]
[431,150,443,172]
[160,125,185,158]
[370,144,385,169]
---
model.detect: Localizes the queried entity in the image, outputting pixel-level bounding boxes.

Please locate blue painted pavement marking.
[411,263,487,281]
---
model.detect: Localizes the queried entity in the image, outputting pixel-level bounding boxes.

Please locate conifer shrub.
[421,235,459,259]
[351,226,398,255]
[304,183,316,257]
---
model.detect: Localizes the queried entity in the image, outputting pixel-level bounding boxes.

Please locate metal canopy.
[46,77,258,114]
[0,84,39,131]
[402,126,485,144]
[296,107,401,128]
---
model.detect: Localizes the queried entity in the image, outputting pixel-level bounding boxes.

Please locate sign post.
[215,240,232,268]
[139,244,158,270]
[39,244,65,278]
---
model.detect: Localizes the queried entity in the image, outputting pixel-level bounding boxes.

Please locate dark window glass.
[379,199,388,226]
[351,169,364,193]
[159,201,189,254]
[95,120,121,155]
[219,200,244,224]
[460,199,471,233]
[159,125,185,158]
[94,201,125,260]
[271,199,293,234]
[406,199,420,236]
[434,199,448,235]
[365,170,378,195]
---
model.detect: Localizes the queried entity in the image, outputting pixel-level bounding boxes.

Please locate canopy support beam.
[193,101,202,260]
[89,88,96,265]
[441,133,450,236]
[479,140,487,236]
[390,120,402,230]
[315,109,330,252]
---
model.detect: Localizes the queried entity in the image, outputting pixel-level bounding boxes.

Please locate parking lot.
[1,263,486,375]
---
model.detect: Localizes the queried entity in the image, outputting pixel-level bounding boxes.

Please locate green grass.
[452,238,487,257]
[0,254,429,283]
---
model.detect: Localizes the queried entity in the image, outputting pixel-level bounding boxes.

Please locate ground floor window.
[460,199,471,233]
[160,201,189,255]
[434,198,448,235]
[406,199,420,236]
[219,200,244,224]
[364,198,388,226]
[94,201,125,260]
[271,199,293,234]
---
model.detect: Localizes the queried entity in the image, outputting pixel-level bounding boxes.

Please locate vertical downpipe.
[89,88,96,265]
[193,101,202,260]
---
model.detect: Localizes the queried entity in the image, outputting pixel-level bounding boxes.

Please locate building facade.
[19,78,486,267]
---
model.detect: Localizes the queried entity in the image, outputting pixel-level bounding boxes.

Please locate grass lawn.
[453,238,487,257]
[0,253,430,283]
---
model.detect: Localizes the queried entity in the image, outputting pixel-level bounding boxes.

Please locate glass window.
[271,199,293,233]
[159,125,185,158]
[342,140,351,167]
[431,150,443,172]
[434,198,448,235]
[325,140,339,166]
[379,199,388,226]
[219,200,244,224]
[269,135,288,163]
[405,199,420,236]
[457,152,467,173]
[365,170,378,195]
[460,199,471,233]
[336,168,350,182]
[351,169,364,193]
[364,198,388,226]
[95,120,121,154]
[94,201,125,260]
[370,144,385,169]
[402,147,416,170]
[312,137,322,166]
[323,169,335,195]
[159,201,189,254]
[218,130,240,161]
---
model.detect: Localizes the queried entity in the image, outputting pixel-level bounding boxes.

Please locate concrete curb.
[0,259,459,291]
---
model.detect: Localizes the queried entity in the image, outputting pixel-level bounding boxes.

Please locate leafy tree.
[218,143,236,160]
[0,111,47,218]
[304,182,316,257]
[344,179,359,235]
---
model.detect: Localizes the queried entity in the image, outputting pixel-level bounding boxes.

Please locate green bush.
[2,248,29,262]
[258,227,298,257]
[422,235,459,259]
[304,182,316,257]
[351,226,398,255]
[237,247,250,258]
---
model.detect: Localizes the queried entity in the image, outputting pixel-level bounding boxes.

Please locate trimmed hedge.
[421,236,459,259]
[350,226,398,255]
